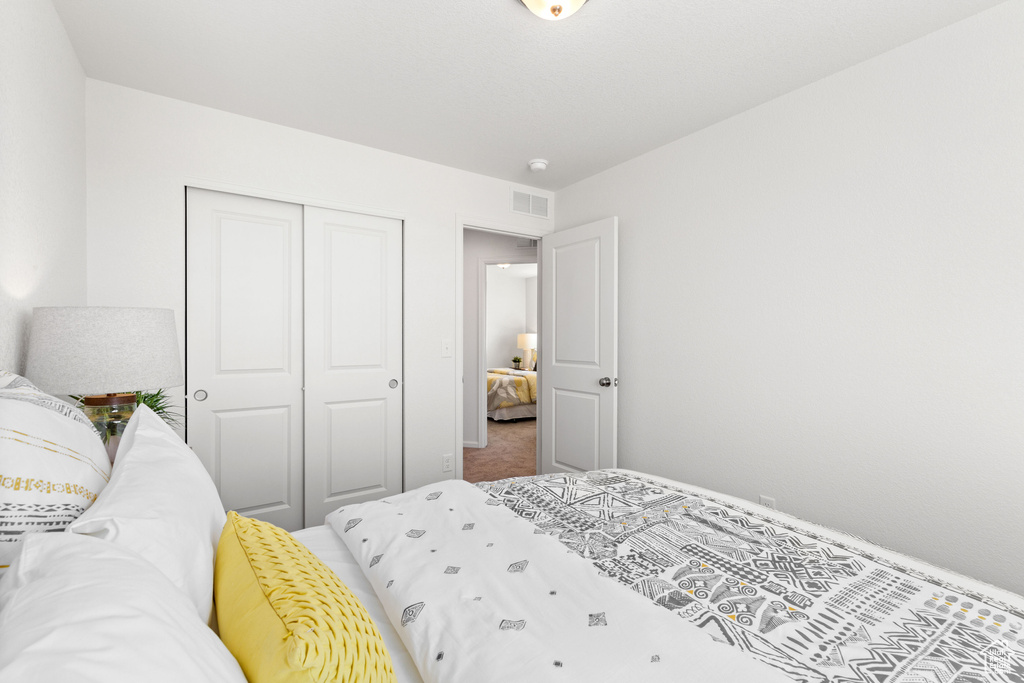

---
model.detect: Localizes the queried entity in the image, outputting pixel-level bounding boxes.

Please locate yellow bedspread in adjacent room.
[485,369,537,410]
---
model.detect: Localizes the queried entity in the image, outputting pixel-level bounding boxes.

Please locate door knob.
[389,379,399,389]
[194,389,208,401]
[599,377,612,387]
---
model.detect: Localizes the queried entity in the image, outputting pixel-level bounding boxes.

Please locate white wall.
[84,81,550,491]
[462,229,536,446]
[0,0,86,373]
[486,267,527,370]
[525,277,538,333]
[555,2,1024,595]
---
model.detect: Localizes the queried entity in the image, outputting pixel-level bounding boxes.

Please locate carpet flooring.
[463,418,536,484]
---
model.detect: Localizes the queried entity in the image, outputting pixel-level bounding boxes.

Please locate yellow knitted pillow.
[214,512,396,683]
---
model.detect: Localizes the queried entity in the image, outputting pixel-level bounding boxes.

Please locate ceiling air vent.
[511,189,550,219]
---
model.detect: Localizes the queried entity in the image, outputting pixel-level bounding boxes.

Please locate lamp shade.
[25,307,184,395]
[517,333,538,350]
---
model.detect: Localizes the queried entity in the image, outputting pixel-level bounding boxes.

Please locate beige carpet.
[463,419,537,484]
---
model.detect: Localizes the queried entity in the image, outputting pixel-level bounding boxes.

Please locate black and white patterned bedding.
[480,470,1024,682]
[328,479,791,683]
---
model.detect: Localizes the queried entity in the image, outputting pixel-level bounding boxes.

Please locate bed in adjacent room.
[486,368,537,420]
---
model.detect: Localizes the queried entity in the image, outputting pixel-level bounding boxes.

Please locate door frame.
[474,253,538,449]
[455,214,551,480]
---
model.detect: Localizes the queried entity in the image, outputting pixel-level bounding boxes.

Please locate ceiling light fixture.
[529,159,548,172]
[518,0,589,21]
[497,263,512,269]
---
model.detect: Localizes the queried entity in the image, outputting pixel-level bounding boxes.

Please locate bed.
[3,369,1023,682]
[322,471,1024,682]
[486,368,537,420]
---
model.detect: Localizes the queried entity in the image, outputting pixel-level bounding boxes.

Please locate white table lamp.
[517,333,537,370]
[25,307,184,460]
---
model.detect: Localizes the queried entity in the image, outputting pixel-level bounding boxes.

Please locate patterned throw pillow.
[0,370,99,435]
[0,371,111,572]
[215,512,397,683]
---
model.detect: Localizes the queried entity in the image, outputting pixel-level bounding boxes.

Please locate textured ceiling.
[53,0,1006,190]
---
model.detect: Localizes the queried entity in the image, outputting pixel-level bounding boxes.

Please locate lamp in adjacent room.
[517,333,537,371]
[25,306,184,461]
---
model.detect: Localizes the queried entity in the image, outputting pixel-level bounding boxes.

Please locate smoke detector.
[528,159,548,172]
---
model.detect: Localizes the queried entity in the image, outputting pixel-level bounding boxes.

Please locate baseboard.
[464,440,482,449]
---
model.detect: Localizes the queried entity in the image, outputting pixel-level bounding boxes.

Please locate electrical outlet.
[441,454,453,472]
[759,495,777,510]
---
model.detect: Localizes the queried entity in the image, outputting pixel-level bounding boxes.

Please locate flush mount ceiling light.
[518,0,589,21]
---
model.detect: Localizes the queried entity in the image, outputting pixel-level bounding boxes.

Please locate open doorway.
[461,229,538,483]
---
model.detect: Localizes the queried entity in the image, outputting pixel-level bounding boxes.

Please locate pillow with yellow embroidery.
[215,512,397,683]
[0,379,110,574]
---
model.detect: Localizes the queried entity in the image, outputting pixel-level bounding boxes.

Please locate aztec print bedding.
[480,470,1024,682]
[486,369,537,412]
[327,479,790,683]
[0,370,99,435]
[0,372,111,574]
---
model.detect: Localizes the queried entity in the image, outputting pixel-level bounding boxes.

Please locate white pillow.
[0,533,246,683]
[68,404,226,623]
[0,379,111,573]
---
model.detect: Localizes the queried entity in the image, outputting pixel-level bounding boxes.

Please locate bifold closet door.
[303,206,403,524]
[185,188,305,530]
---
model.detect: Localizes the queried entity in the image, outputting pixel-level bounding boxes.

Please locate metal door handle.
[389,379,399,389]
[599,377,612,387]
[194,389,208,401]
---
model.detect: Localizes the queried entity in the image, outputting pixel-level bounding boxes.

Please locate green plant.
[135,388,183,429]
[512,356,522,364]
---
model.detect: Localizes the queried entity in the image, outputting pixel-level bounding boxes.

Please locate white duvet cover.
[327,479,791,683]
[290,525,424,683]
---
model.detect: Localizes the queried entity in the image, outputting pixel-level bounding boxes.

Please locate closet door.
[185,188,305,530]
[303,207,403,523]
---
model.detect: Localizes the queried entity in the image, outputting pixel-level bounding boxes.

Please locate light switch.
[441,339,453,357]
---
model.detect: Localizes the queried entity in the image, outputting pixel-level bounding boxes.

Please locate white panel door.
[539,217,618,474]
[303,206,403,524]
[186,188,305,530]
